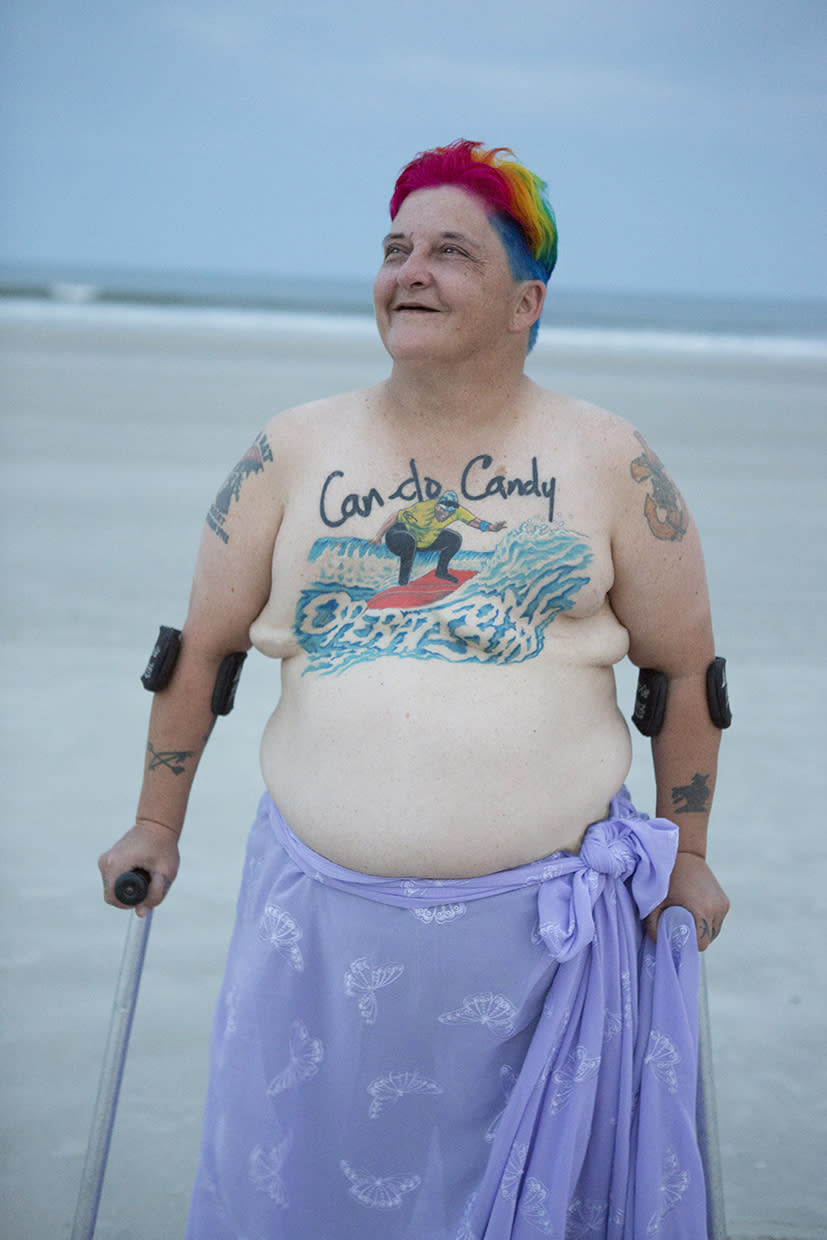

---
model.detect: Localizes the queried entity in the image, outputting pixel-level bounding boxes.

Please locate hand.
[98,819,181,918]
[645,851,730,951]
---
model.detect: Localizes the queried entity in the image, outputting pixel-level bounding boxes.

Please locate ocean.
[2,260,826,363]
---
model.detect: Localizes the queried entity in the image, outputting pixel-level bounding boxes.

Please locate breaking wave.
[296,520,593,674]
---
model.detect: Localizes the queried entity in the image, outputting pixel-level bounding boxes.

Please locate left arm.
[609,429,730,950]
[469,517,506,532]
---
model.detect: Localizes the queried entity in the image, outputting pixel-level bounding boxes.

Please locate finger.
[101,871,130,908]
[143,870,174,909]
[695,916,719,952]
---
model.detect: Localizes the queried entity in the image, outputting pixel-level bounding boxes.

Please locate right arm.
[98,428,283,915]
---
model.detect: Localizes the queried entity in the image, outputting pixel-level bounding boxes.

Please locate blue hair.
[490,212,549,352]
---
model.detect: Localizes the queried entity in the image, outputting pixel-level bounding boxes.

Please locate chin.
[379,316,450,359]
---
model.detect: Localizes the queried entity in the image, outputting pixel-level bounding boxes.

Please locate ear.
[509,280,546,335]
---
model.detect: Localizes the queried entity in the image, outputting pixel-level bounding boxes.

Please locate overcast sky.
[2,0,825,300]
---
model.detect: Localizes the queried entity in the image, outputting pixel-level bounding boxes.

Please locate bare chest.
[250,435,621,673]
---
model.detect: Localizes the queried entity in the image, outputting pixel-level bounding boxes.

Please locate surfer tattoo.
[372,493,506,586]
[295,460,593,676]
[629,432,688,542]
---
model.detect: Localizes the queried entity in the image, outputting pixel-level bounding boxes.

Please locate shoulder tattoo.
[207,432,274,544]
[629,431,688,542]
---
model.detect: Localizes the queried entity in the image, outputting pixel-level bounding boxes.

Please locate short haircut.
[389,140,557,351]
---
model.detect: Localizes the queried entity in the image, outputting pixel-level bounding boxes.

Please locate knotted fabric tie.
[536,813,678,963]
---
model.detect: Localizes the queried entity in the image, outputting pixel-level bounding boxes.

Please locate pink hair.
[388,139,557,277]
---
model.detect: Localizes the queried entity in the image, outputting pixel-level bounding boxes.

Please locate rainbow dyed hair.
[389,139,557,349]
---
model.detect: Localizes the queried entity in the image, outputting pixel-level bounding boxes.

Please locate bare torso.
[248,378,635,876]
[98,168,727,960]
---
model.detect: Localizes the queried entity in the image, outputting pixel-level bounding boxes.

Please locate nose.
[397,249,432,290]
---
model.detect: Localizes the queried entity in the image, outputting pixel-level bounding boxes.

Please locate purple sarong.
[186,788,707,1238]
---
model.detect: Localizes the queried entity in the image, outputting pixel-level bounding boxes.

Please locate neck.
[381,348,531,432]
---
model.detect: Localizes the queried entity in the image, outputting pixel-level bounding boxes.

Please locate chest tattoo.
[297,454,593,675]
[320,455,556,528]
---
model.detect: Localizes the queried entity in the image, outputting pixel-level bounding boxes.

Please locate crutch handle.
[114,868,151,906]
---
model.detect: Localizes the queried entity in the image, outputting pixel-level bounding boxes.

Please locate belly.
[259,654,633,877]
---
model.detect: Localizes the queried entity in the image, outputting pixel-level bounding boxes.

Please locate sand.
[1,300,825,1239]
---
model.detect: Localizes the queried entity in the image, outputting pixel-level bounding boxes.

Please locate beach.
[1,299,825,1239]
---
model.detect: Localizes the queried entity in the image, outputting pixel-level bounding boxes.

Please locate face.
[373,185,533,362]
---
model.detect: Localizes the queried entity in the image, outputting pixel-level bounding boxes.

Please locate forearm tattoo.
[630,432,688,541]
[207,432,274,544]
[671,772,711,814]
[147,742,194,776]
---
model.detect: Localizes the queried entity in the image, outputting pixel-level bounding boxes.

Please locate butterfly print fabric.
[186,789,708,1238]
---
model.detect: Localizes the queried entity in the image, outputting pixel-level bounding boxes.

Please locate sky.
[1,0,825,300]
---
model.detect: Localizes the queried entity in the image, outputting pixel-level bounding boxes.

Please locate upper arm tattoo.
[207,432,274,544]
[630,432,688,542]
[671,773,711,814]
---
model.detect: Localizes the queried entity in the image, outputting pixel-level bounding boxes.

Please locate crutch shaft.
[697,956,727,1240]
[71,890,153,1239]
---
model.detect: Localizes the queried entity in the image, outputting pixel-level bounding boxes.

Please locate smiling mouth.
[393,303,439,313]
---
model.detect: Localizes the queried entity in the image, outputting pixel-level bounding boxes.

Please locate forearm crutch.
[71,870,152,1240]
[697,956,727,1240]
